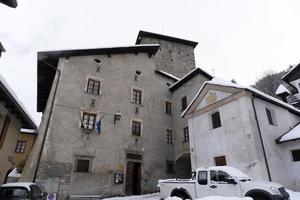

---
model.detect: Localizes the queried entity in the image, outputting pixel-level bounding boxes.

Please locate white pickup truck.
[158,166,290,200]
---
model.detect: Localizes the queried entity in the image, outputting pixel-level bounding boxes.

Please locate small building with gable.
[183,78,300,190]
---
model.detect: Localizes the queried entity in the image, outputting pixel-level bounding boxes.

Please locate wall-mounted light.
[114,111,122,124]
[134,70,142,81]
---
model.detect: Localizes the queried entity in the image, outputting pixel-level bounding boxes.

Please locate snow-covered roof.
[0,74,37,129]
[155,70,180,81]
[0,182,36,190]
[170,67,213,92]
[8,168,21,178]
[276,84,291,95]
[182,78,300,118]
[20,128,38,134]
[277,123,300,143]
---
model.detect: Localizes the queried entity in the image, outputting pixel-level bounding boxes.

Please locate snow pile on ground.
[102,190,300,200]
[103,193,160,200]
[196,197,252,200]
[288,189,300,200]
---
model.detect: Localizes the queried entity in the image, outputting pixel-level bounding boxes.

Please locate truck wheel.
[173,192,189,200]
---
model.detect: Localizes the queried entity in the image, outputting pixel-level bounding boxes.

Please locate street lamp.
[114,111,122,124]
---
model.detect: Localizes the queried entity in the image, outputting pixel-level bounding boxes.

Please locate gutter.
[33,60,61,181]
[251,95,272,181]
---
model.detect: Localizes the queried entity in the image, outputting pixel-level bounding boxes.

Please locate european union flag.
[96,119,101,134]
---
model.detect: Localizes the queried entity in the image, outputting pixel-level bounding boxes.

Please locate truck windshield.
[0,187,29,200]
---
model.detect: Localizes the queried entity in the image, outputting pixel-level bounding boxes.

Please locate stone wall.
[139,37,196,78]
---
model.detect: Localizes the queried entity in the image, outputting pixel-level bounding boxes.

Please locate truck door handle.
[210,185,217,189]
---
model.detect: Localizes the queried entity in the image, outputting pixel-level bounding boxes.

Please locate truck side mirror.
[227,178,237,185]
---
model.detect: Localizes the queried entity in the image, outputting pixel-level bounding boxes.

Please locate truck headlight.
[270,186,281,194]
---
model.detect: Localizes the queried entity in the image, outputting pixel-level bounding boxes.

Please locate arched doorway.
[175,153,191,178]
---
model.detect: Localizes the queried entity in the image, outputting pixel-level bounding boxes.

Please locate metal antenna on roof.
[212,68,215,77]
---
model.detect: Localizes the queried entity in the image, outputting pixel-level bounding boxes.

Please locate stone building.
[0,74,37,184]
[21,31,212,198]
[183,78,300,190]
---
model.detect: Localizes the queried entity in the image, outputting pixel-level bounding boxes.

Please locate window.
[210,170,230,183]
[75,156,92,173]
[166,161,175,174]
[181,96,187,111]
[214,155,227,166]
[183,127,189,142]
[265,108,274,126]
[211,112,221,129]
[15,141,26,153]
[132,88,142,105]
[291,149,300,162]
[198,171,207,185]
[166,129,173,144]
[82,112,97,130]
[0,116,10,148]
[165,101,172,115]
[131,120,141,136]
[86,78,101,95]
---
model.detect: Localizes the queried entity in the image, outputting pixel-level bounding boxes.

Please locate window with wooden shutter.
[214,155,227,166]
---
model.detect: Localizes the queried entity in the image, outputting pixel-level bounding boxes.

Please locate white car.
[158,166,290,200]
[0,182,47,200]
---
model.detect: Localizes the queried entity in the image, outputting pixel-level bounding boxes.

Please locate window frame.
[86,78,101,95]
[181,96,187,111]
[183,127,189,142]
[131,119,142,136]
[131,87,143,105]
[166,129,173,144]
[211,111,222,129]
[291,149,300,162]
[81,112,97,130]
[265,108,276,126]
[214,155,227,166]
[15,140,27,153]
[165,100,172,115]
[198,171,208,185]
[74,156,93,173]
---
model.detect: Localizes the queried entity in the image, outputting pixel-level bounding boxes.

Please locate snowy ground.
[103,190,300,200]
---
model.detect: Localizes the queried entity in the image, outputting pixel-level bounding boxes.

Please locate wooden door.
[125,161,141,195]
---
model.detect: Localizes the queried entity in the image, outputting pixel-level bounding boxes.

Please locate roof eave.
[0,0,17,8]
[0,82,37,129]
[136,30,198,48]
[170,68,213,92]
[37,45,160,112]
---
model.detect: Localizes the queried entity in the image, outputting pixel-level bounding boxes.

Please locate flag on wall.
[95,115,104,134]
[96,119,101,134]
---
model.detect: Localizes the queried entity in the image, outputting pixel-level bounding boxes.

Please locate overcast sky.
[1,0,300,125]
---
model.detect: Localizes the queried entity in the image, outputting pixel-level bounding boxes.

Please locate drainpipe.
[251,94,272,181]
[33,60,61,181]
